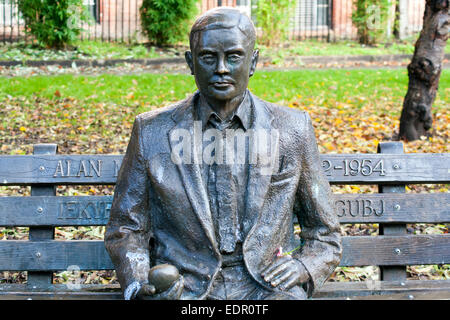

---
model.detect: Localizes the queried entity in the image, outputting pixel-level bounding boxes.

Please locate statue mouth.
[211,81,234,89]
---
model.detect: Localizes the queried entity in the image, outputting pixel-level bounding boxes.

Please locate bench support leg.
[378,142,407,282]
[28,144,58,289]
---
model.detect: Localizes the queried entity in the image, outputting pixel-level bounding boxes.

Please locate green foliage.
[2,70,448,114]
[255,0,296,46]
[352,0,393,45]
[140,0,198,46]
[18,0,90,49]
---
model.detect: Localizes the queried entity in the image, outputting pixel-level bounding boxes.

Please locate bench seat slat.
[315,279,450,300]
[0,235,448,271]
[0,153,448,185]
[0,284,124,300]
[0,193,447,227]
[0,280,449,300]
[0,291,122,300]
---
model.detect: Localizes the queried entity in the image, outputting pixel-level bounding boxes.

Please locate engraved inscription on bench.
[53,160,103,178]
[335,199,385,217]
[113,160,120,177]
[57,200,112,220]
[323,159,386,177]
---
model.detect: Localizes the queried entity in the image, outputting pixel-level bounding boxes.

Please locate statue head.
[185,7,259,105]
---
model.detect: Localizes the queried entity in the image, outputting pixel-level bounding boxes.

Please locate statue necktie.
[215,161,238,253]
[208,116,239,254]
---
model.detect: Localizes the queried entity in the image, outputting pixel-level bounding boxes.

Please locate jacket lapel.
[168,92,217,251]
[242,93,279,290]
[244,93,276,233]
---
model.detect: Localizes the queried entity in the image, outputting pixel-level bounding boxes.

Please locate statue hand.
[145,263,183,300]
[148,275,184,300]
[261,255,309,291]
[124,281,155,300]
[125,276,184,300]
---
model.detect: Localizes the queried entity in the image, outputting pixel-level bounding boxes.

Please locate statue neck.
[202,92,246,121]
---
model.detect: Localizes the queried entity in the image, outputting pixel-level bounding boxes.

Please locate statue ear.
[185,51,194,75]
[249,50,259,77]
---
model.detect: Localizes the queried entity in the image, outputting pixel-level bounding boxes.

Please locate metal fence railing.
[289,0,425,42]
[78,0,144,43]
[0,0,426,44]
[1,0,22,43]
[0,0,146,44]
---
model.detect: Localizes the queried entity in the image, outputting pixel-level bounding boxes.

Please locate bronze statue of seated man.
[105,7,342,300]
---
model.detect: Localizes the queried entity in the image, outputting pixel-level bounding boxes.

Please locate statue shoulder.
[137,103,178,127]
[128,97,193,157]
[263,100,312,132]
[135,95,193,131]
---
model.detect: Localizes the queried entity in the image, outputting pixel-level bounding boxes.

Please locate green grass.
[257,38,450,62]
[1,69,448,114]
[74,40,167,59]
[0,40,174,61]
[259,40,409,57]
[1,38,448,62]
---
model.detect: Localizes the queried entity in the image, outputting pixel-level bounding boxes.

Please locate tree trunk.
[393,0,400,39]
[399,0,449,141]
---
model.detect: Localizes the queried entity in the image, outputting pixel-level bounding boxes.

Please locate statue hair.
[189,7,256,51]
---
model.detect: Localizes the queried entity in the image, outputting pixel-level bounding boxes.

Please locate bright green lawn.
[1,38,448,61]
[258,39,436,58]
[0,40,169,61]
[1,69,449,115]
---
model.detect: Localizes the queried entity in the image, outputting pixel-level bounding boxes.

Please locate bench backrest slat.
[0,235,449,271]
[341,234,450,267]
[0,193,448,226]
[0,153,449,185]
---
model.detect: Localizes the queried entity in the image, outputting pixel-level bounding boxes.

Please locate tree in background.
[18,0,89,49]
[255,0,296,46]
[352,0,392,45]
[399,0,449,141]
[140,0,198,46]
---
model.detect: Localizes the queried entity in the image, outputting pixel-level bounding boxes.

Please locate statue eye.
[228,54,242,62]
[201,54,215,63]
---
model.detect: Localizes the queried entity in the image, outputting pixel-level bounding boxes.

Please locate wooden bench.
[0,142,448,300]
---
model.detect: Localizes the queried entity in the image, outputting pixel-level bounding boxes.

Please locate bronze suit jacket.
[105,91,342,299]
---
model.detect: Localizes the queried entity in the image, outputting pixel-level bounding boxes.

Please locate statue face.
[186,27,258,103]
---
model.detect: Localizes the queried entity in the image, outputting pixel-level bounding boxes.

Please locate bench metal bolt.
[395,248,401,255]
[35,252,41,258]
[37,207,43,214]
[39,166,45,172]
[394,204,401,211]
[393,164,400,170]
[408,295,414,300]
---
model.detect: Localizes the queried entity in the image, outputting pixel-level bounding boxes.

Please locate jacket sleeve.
[292,112,342,297]
[105,115,152,292]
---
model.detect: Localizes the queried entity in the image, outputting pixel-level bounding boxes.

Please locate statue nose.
[215,58,230,74]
